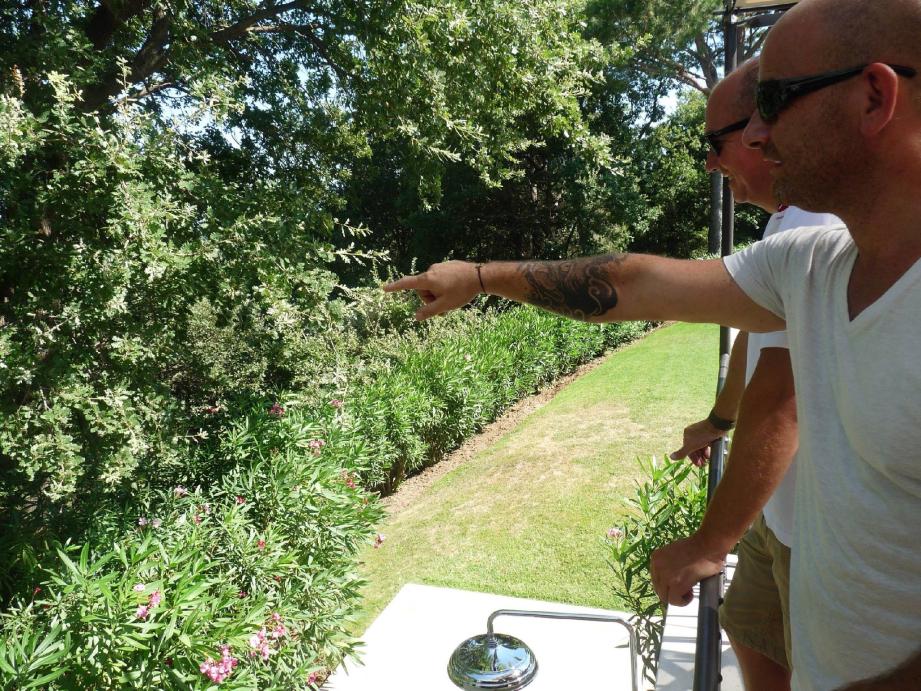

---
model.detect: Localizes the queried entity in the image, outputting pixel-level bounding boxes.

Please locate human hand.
[382,260,481,321]
[669,418,727,467]
[650,535,725,606]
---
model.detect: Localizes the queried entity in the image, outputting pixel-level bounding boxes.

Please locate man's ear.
[859,63,900,137]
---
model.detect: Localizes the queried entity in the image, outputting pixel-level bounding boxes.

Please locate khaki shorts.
[719,513,792,670]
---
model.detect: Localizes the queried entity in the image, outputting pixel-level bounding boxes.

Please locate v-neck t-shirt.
[724,224,921,690]
[747,207,841,548]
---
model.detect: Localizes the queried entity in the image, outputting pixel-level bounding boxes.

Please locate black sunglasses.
[757,63,917,123]
[704,117,751,155]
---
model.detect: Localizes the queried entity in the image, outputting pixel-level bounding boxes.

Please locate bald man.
[383,1,921,687]
[661,59,839,691]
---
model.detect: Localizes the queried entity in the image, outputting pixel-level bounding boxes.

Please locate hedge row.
[0,303,650,689]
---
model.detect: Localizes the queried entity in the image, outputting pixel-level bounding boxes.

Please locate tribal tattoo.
[518,254,624,320]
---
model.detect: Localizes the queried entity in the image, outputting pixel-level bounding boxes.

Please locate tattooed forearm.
[518,254,625,320]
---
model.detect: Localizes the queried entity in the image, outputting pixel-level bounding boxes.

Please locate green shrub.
[605,454,707,684]
[1,79,652,683]
[0,406,383,689]
[339,304,651,492]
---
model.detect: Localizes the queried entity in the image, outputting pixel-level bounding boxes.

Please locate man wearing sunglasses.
[665,57,839,691]
[384,0,921,687]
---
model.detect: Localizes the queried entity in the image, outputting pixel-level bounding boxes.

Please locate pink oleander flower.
[198,646,237,684]
[202,503,211,514]
[136,604,150,620]
[249,627,271,660]
[238,590,248,599]
[271,612,282,623]
[235,495,245,505]
[257,538,266,551]
[174,485,189,497]
[607,527,624,540]
[151,518,162,528]
[308,671,320,685]
[271,624,287,640]
[149,590,162,607]
[138,517,148,527]
[192,513,202,525]
[329,398,343,409]
[340,470,356,489]
[199,645,238,684]
[268,402,285,417]
[133,583,146,592]
[373,533,386,549]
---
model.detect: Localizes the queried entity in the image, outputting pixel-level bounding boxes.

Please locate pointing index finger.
[383,273,424,292]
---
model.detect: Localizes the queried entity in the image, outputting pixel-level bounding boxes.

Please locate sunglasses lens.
[757,82,782,122]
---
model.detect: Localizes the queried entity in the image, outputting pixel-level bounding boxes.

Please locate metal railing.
[692,4,793,689]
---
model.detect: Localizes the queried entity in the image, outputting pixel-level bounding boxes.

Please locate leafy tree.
[0,0,615,582]
[620,92,766,257]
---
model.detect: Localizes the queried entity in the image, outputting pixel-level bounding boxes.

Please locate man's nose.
[743,110,770,149]
[705,148,720,173]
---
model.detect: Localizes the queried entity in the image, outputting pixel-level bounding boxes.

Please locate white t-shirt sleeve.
[754,329,788,350]
[723,236,789,320]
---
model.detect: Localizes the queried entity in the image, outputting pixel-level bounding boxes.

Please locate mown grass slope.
[354,321,719,633]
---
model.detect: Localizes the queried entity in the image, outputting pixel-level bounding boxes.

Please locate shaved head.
[779,0,921,107]
[734,58,760,115]
[746,0,921,214]
[804,0,921,68]
[708,57,760,122]
[705,57,776,211]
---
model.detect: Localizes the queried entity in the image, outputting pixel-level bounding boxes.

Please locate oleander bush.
[606,454,707,684]
[0,307,650,689]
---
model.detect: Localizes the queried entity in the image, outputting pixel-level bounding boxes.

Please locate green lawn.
[352,322,720,634]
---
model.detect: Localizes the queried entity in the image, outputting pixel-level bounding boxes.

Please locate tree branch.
[118,80,176,105]
[693,34,719,90]
[636,57,709,95]
[743,29,769,62]
[209,0,315,44]
[84,0,153,51]
[80,4,172,112]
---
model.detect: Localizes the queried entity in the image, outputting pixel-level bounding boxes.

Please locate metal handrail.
[692,4,794,689]
[486,609,639,691]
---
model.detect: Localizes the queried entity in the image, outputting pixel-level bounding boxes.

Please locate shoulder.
[760,222,850,257]
[778,207,842,231]
[729,224,851,283]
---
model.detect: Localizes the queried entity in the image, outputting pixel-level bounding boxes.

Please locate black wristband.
[707,409,735,431]
[475,263,486,293]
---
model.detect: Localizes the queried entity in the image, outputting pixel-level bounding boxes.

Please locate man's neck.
[841,184,921,320]
[841,188,921,265]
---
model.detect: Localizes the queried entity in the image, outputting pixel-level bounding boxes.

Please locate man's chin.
[727,181,746,202]
[772,179,797,207]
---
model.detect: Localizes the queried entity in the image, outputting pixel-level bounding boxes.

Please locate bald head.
[710,57,760,122]
[792,0,921,69]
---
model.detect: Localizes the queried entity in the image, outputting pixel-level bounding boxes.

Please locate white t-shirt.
[745,207,841,547]
[724,225,921,690]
